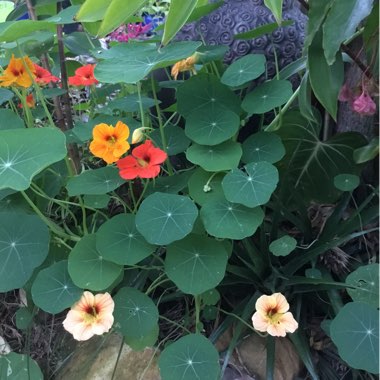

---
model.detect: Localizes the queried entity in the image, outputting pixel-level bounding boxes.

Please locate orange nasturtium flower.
[171,54,198,80]
[0,54,36,88]
[251,293,298,337]
[63,291,114,341]
[89,121,130,164]
[68,64,98,86]
[18,93,36,109]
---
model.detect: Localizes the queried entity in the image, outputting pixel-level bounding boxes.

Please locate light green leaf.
[98,0,148,37]
[0,20,54,42]
[159,334,220,380]
[31,260,82,314]
[242,131,285,164]
[200,199,264,239]
[0,108,24,130]
[222,162,279,208]
[46,4,81,24]
[334,174,360,192]
[242,79,293,115]
[323,0,374,64]
[221,54,266,87]
[68,234,123,291]
[0,353,43,380]
[264,0,283,25]
[96,214,155,265]
[177,74,241,117]
[0,128,67,191]
[185,105,240,146]
[135,192,198,245]
[346,264,379,308]
[188,168,225,206]
[269,235,297,256]
[353,138,379,163]
[0,212,50,292]
[308,30,344,120]
[162,0,197,46]
[75,0,112,22]
[188,1,223,23]
[113,287,159,350]
[95,42,201,84]
[66,166,125,196]
[165,235,228,295]
[330,302,379,374]
[186,141,242,172]
[234,20,293,40]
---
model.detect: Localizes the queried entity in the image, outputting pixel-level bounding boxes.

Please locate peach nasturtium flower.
[63,291,115,341]
[171,54,198,80]
[0,54,36,88]
[89,121,130,164]
[251,293,298,337]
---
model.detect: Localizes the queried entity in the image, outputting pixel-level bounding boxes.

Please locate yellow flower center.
[83,305,99,324]
[136,158,149,167]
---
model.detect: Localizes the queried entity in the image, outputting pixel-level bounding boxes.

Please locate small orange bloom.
[63,291,114,341]
[251,293,298,337]
[171,54,198,80]
[89,121,130,164]
[68,64,98,86]
[0,54,36,88]
[33,63,59,85]
[18,93,35,109]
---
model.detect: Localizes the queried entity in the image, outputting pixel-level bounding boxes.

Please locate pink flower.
[251,293,298,337]
[63,291,114,341]
[352,90,377,116]
[338,83,353,103]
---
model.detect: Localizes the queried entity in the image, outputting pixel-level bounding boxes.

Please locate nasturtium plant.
[165,234,228,295]
[0,353,43,380]
[269,235,297,256]
[135,192,198,245]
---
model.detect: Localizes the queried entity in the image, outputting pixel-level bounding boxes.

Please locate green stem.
[78,196,88,235]
[264,86,300,132]
[128,181,137,211]
[266,335,275,380]
[159,315,192,334]
[194,295,201,334]
[150,75,174,175]
[136,81,146,129]
[21,191,80,241]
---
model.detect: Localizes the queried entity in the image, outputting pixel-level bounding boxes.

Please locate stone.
[55,333,160,380]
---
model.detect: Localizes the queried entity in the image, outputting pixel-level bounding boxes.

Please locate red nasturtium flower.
[251,293,298,337]
[89,121,130,164]
[18,93,35,109]
[33,63,59,85]
[63,291,114,341]
[68,64,98,86]
[0,54,36,88]
[117,140,167,180]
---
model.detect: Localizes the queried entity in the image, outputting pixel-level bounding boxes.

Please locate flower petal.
[251,311,270,332]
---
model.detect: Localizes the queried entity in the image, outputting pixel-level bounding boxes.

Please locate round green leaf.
[113,287,159,349]
[200,199,264,239]
[346,264,379,308]
[135,193,198,245]
[83,194,110,209]
[269,235,297,257]
[0,128,67,191]
[66,166,125,196]
[188,168,225,206]
[0,88,14,106]
[0,109,24,130]
[0,353,43,380]
[159,334,220,380]
[242,131,285,164]
[203,305,218,321]
[0,212,50,292]
[201,289,220,306]
[186,141,242,172]
[177,74,241,117]
[334,174,360,192]
[31,260,82,314]
[165,235,228,295]
[68,234,123,291]
[330,302,379,374]
[305,268,322,279]
[185,105,240,146]
[96,214,155,265]
[222,162,279,207]
[15,308,33,330]
[151,124,190,155]
[145,170,194,197]
[242,80,293,115]
[221,54,266,87]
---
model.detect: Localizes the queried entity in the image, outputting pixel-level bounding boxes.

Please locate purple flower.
[352,90,377,116]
